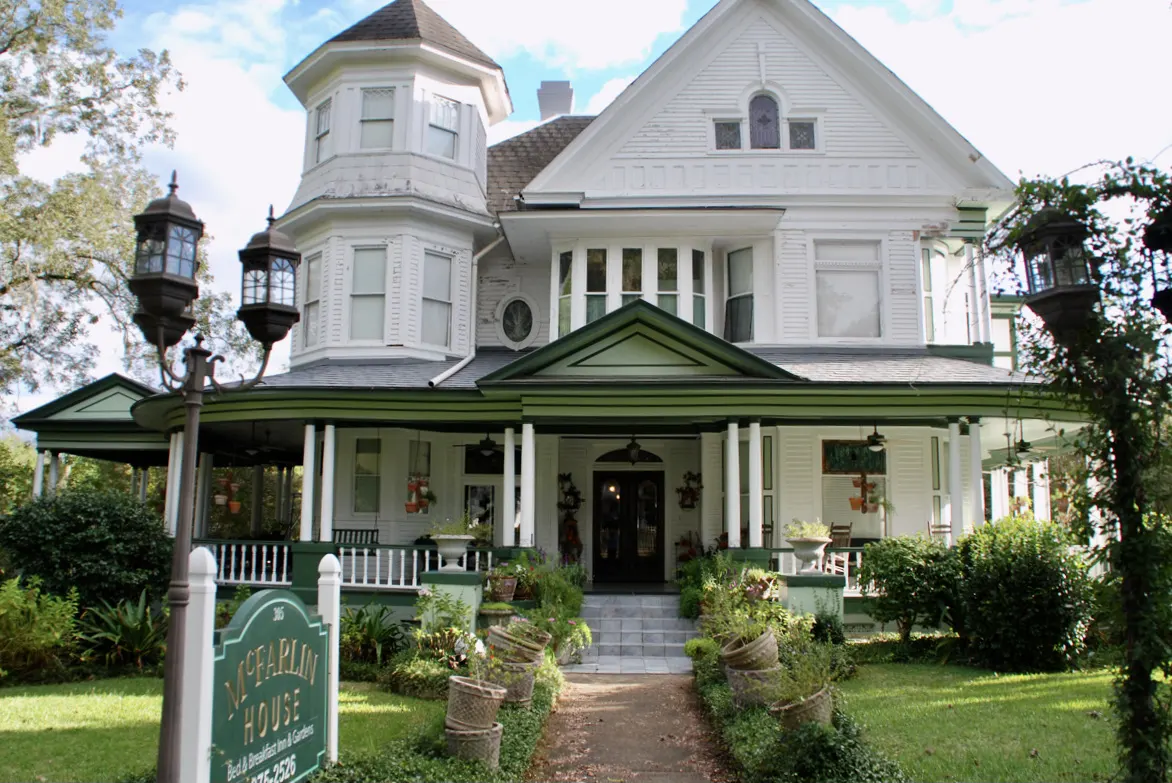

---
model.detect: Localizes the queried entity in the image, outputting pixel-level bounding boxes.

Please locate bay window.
[422,251,452,347]
[657,248,678,316]
[692,250,706,329]
[303,252,321,347]
[427,95,460,159]
[557,251,572,338]
[815,241,883,339]
[724,248,753,343]
[622,248,642,305]
[314,100,331,164]
[586,249,607,323]
[360,88,395,149]
[350,247,386,340]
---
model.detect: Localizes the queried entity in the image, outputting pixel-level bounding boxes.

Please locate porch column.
[47,452,59,497]
[300,424,317,542]
[501,427,516,547]
[990,468,1007,521]
[1013,467,1029,508]
[747,421,763,548]
[32,449,45,498]
[1033,460,1051,521]
[726,420,741,549]
[968,418,985,528]
[520,423,535,548]
[251,464,265,537]
[948,419,963,544]
[320,425,336,543]
[195,454,213,539]
[165,431,184,536]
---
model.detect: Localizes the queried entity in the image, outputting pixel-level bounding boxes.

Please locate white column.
[163,435,177,523]
[1013,467,1029,508]
[726,421,741,549]
[317,554,341,765]
[179,546,217,783]
[520,423,536,547]
[948,419,963,544]
[47,453,59,497]
[968,419,985,528]
[300,424,317,542]
[501,427,516,547]
[748,421,763,548]
[1033,460,1052,521]
[195,454,213,539]
[165,432,184,536]
[140,468,149,503]
[990,468,1007,521]
[32,450,45,498]
[320,425,336,543]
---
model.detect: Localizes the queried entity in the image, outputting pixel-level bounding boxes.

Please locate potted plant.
[676,471,703,509]
[768,643,833,730]
[556,474,582,515]
[213,492,228,506]
[488,563,521,602]
[431,512,478,572]
[478,602,516,630]
[420,487,437,511]
[228,499,242,514]
[784,519,832,574]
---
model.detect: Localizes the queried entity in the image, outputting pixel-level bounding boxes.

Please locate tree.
[987,160,1172,782]
[0,0,254,396]
[0,432,33,512]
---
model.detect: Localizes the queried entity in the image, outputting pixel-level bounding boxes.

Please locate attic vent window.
[497,295,537,350]
[749,95,780,150]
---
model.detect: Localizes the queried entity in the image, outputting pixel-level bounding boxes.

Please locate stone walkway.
[527,674,733,783]
[561,656,692,674]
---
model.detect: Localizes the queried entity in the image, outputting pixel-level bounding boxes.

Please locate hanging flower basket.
[213,493,228,507]
[229,482,241,494]
[405,501,419,514]
[849,496,864,511]
[228,500,242,514]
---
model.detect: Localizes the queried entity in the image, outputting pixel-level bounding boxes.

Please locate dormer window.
[749,95,780,149]
[360,88,395,149]
[314,99,331,163]
[427,95,460,159]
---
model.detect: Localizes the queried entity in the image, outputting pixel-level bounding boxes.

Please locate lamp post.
[130,175,300,783]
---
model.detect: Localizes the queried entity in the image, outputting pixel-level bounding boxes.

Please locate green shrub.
[765,711,908,783]
[215,586,251,629]
[811,610,846,646]
[857,536,956,643]
[341,603,406,665]
[679,585,702,619]
[77,589,167,670]
[0,490,172,607]
[533,564,583,616]
[0,576,78,678]
[684,636,718,660]
[339,659,384,682]
[959,515,1093,672]
[380,650,452,699]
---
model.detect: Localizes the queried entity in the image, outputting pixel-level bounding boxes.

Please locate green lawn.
[837,663,1118,782]
[0,678,445,783]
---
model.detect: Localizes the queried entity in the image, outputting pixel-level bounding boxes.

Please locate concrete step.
[585,642,689,658]
[589,630,697,646]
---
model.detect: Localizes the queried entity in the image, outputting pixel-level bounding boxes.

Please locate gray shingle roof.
[487,116,594,215]
[329,0,499,71]
[252,346,1035,391]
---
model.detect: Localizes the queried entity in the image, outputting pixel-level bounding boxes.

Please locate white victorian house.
[15,0,1076,596]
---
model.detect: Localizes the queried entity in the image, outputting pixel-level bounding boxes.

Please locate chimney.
[537,81,573,120]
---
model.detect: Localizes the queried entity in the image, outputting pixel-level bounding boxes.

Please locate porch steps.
[579,594,699,661]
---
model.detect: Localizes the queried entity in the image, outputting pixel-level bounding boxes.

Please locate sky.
[11,0,1172,417]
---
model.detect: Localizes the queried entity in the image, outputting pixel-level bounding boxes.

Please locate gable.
[538,327,742,377]
[58,389,143,420]
[524,0,1012,205]
[12,374,157,429]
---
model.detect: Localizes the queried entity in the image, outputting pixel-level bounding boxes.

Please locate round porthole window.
[496,295,538,350]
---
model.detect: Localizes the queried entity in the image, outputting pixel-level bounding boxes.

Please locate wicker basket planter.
[488,627,544,663]
[770,687,833,730]
[446,676,506,730]
[720,630,777,671]
[484,659,538,705]
[489,576,518,602]
[445,722,503,768]
[726,665,785,709]
[507,622,553,650]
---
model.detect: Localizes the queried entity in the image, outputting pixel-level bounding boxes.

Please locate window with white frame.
[303,252,321,348]
[692,249,707,329]
[422,251,452,347]
[360,88,395,149]
[815,241,883,339]
[749,95,780,149]
[427,95,460,159]
[931,435,944,529]
[715,121,742,151]
[585,248,607,323]
[557,251,572,338]
[354,438,381,513]
[788,119,817,150]
[621,248,642,305]
[350,247,386,340]
[921,246,936,343]
[657,248,678,316]
[724,247,753,342]
[314,100,331,164]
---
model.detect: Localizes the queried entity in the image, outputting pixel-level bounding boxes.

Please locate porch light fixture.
[127,178,299,783]
[626,436,642,465]
[1015,439,1033,459]
[866,424,886,453]
[477,434,499,457]
[1143,205,1172,320]
[1012,206,1097,348]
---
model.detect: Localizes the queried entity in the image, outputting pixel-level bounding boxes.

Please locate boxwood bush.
[0,490,172,608]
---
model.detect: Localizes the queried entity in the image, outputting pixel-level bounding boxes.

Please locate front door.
[593,472,665,583]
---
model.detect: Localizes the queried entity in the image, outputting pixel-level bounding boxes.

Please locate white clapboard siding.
[388,235,405,345]
[476,253,552,348]
[886,230,921,344]
[888,436,931,538]
[776,229,811,341]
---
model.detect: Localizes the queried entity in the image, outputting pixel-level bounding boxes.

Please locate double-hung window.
[422,251,452,347]
[586,249,607,323]
[815,241,883,338]
[360,88,395,149]
[351,248,386,340]
[427,95,460,159]
[724,248,753,342]
[557,251,572,338]
[354,438,381,513]
[621,248,642,305]
[314,100,331,164]
[657,248,678,316]
[303,252,321,347]
[692,249,707,329]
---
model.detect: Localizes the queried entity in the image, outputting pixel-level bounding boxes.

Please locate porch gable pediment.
[478,300,800,385]
[12,374,158,428]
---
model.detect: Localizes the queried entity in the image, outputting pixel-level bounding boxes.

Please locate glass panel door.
[592,472,665,583]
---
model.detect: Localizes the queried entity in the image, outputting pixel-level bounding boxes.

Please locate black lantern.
[1143,206,1172,320]
[866,424,886,453]
[1014,207,1097,347]
[129,172,204,347]
[626,436,642,465]
[236,207,301,347]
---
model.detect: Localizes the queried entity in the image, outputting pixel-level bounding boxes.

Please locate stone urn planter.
[720,630,777,670]
[727,665,785,709]
[787,536,832,574]
[478,606,515,630]
[433,534,474,571]
[770,686,833,730]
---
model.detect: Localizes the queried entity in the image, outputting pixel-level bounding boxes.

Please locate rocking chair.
[824,523,852,575]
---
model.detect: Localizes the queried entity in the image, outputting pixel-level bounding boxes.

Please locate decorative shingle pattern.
[329,0,499,71]
[487,116,595,215]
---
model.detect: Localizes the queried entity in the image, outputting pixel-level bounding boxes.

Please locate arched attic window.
[749,94,781,150]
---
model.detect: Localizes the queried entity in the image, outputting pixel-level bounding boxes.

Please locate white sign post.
[317,554,341,765]
[180,547,217,783]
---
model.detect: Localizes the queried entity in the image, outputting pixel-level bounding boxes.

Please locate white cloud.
[582,76,636,115]
[346,0,689,72]
[828,0,1172,179]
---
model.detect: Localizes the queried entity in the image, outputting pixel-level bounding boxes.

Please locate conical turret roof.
[330,0,499,70]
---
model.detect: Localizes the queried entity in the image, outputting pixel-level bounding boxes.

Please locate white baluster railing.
[203,541,292,586]
[769,547,865,597]
[338,546,490,591]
